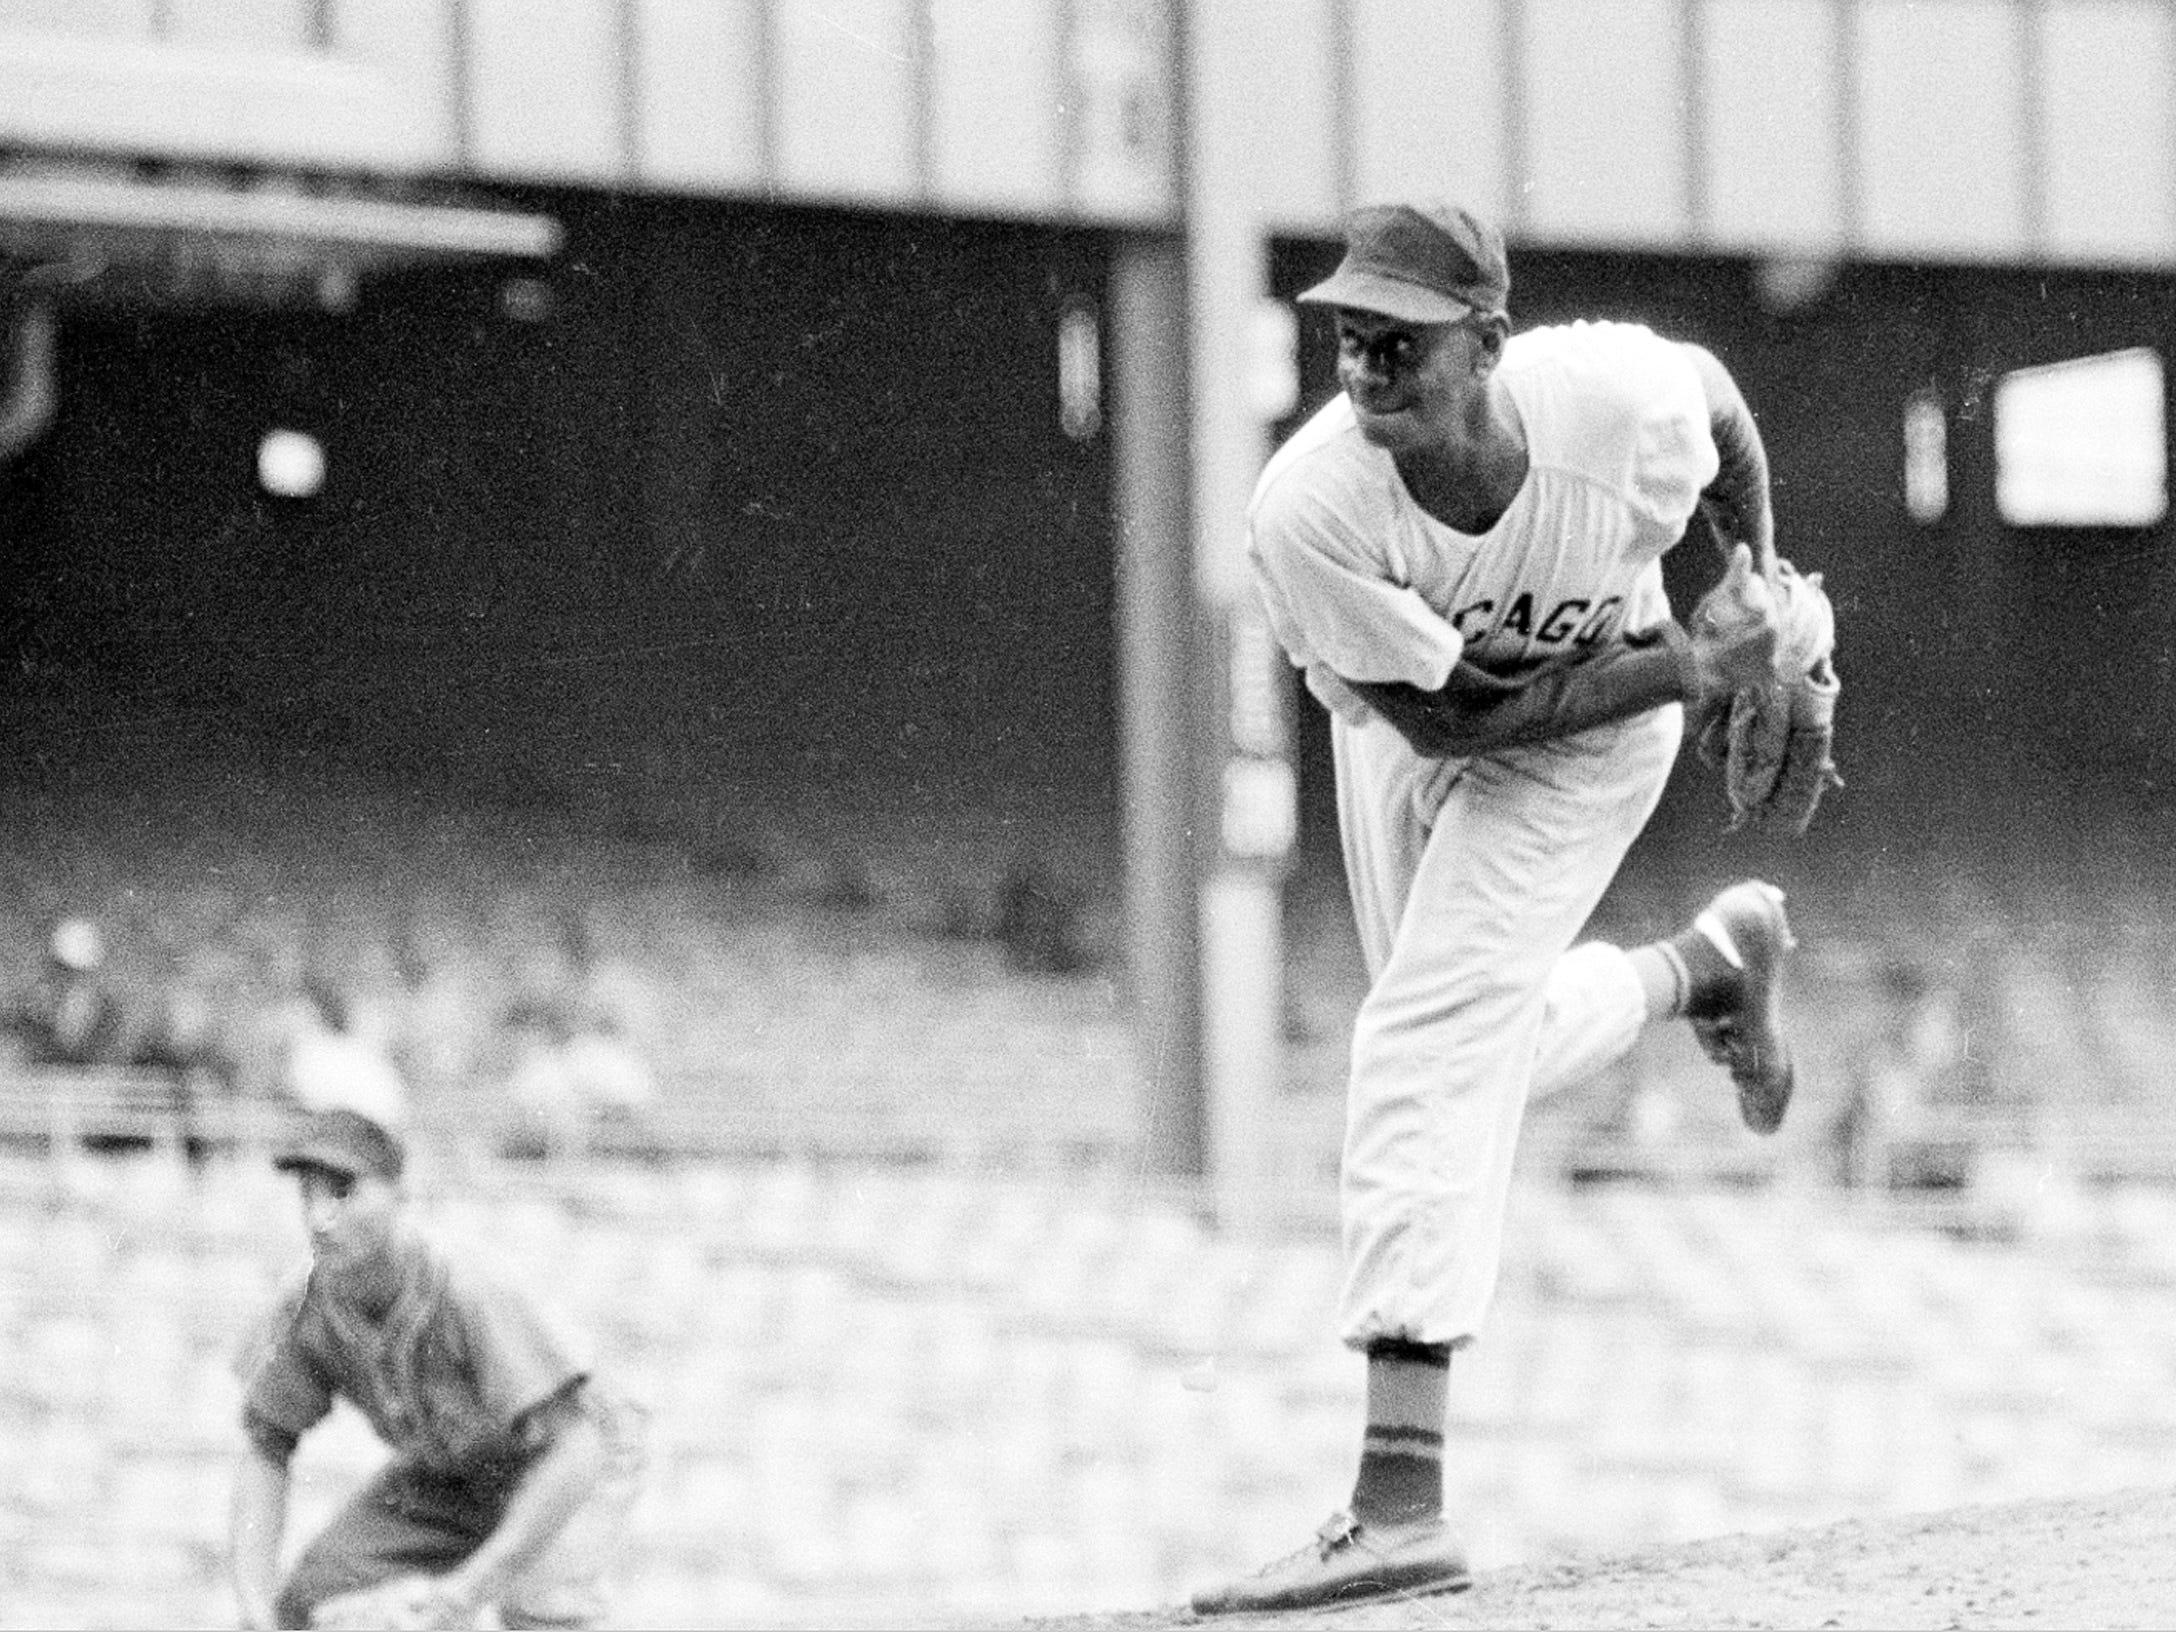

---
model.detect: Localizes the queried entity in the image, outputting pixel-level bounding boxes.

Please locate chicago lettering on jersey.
[1450,593,1626,650]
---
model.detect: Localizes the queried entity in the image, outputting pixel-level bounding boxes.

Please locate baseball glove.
[310,1574,473,1631]
[1693,556,1843,837]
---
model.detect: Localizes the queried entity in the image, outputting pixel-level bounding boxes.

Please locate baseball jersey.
[1249,319,1719,728]
[237,1229,608,1485]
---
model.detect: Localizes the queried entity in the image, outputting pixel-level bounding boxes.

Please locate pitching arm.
[1348,639,1692,758]
[1349,543,1780,759]
[1683,342,1777,578]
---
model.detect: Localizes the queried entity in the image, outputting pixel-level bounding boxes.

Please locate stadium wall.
[0,194,1121,876]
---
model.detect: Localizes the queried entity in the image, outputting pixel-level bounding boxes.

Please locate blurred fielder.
[227,1109,647,1630]
[1192,201,1839,1615]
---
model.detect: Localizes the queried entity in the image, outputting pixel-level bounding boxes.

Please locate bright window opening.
[1994,347,2166,528]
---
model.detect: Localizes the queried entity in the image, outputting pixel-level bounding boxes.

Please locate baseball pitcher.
[1192,201,1838,1615]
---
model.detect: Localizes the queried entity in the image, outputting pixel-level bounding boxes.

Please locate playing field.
[8,1145,2176,1630]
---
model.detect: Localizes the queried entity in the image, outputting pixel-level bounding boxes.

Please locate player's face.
[1334,310,1487,451]
[297,1167,401,1277]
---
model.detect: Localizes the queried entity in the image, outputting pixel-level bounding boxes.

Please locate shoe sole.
[1697,881,1796,1136]
[1191,1563,1473,1616]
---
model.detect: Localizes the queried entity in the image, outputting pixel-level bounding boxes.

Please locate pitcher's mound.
[1039,1484,2176,1630]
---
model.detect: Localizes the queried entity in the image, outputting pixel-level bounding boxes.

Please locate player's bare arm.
[227,1418,295,1632]
[1683,342,1778,576]
[425,1382,611,1622]
[1348,648,1676,757]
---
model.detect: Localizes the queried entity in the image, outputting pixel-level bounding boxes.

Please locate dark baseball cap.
[1299,202,1510,324]
[274,1108,405,1183]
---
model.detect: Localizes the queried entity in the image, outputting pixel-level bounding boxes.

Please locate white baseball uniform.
[1249,319,1719,1349]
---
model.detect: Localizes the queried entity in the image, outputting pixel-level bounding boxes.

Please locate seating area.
[8,754,2176,1196]
[0,756,1145,1170]
[4,756,2176,1625]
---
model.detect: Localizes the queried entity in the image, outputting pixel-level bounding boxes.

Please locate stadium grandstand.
[3,0,2176,1626]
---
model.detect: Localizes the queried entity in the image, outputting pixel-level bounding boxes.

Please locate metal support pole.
[1108,2,1295,1218]
[1181,1,1295,1234]
[1111,232,1207,1181]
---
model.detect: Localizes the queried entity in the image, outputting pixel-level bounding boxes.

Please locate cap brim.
[274,1145,367,1179]
[1296,269,1477,324]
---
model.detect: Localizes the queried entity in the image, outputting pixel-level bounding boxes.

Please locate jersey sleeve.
[1625,333,1721,538]
[234,1278,336,1442]
[443,1261,593,1433]
[1247,463,1465,709]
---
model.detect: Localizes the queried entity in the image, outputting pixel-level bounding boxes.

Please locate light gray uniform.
[1249,319,1718,1348]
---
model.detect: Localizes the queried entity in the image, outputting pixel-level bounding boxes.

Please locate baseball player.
[227,1109,646,1630]
[1191,201,1829,1615]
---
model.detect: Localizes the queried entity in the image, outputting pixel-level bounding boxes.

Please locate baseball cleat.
[1189,1509,1471,1617]
[1685,879,1798,1135]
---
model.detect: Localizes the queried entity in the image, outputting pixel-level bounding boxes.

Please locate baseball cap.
[274,1107,406,1183]
[1298,202,1510,324]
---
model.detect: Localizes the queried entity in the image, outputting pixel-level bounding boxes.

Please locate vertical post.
[1180,0,1295,1233]
[1107,0,1295,1218]
[1110,234,1207,1181]
[1199,600,1296,1234]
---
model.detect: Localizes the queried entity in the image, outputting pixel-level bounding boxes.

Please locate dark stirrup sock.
[1353,1338,1451,1527]
[1665,913,1742,1014]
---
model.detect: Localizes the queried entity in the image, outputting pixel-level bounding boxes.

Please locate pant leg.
[1332,711,1464,984]
[1335,715,1660,1107]
[1526,941,1649,1104]
[276,1461,493,1630]
[1333,705,1679,1351]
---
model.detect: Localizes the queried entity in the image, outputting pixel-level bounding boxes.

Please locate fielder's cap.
[1299,202,1510,324]
[274,1108,405,1183]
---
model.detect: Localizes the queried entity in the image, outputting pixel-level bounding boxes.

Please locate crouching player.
[228,1109,647,1630]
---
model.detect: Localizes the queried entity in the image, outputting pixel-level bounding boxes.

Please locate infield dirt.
[1025,1483,2176,1631]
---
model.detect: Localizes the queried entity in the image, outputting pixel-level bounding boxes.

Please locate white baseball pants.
[1331,702,1682,1350]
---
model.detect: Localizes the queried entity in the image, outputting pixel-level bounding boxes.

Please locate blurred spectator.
[502,1006,660,1161]
[1833,957,1971,1189]
[3,915,130,1066]
[495,908,664,1160]
[278,976,410,1134]
[4,914,181,1157]
[131,968,244,1165]
[389,908,491,1107]
[994,860,1094,975]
